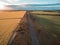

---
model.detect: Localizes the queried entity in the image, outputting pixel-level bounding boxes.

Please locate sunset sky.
[0,0,60,5]
[0,0,60,10]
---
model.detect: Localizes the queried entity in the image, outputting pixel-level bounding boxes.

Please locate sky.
[0,0,60,5]
[0,0,60,9]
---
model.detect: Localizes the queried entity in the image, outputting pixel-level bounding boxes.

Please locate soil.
[11,14,32,45]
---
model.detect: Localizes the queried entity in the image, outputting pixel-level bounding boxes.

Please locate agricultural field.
[11,14,32,45]
[30,11,60,45]
[0,11,26,45]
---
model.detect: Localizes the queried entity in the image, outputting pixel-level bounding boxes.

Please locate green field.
[30,11,60,45]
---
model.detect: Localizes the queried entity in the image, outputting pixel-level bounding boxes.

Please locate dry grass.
[11,14,32,45]
[0,11,26,45]
[30,11,60,45]
[31,11,60,15]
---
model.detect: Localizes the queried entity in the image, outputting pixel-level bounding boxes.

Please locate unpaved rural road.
[26,11,39,45]
[8,11,39,45]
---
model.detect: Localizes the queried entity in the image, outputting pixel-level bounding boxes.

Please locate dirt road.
[27,11,39,45]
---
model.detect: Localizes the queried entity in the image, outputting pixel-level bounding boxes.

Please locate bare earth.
[0,11,26,45]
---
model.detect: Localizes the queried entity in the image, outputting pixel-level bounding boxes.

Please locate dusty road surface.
[10,11,39,45]
[27,12,39,45]
[0,11,26,45]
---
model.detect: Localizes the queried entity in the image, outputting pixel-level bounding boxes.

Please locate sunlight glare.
[0,1,12,10]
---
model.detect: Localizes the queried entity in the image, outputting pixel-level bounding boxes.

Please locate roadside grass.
[30,11,60,45]
[11,14,32,45]
[30,11,60,36]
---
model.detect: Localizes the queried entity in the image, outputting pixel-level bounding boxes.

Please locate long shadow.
[32,15,60,45]
[32,15,60,36]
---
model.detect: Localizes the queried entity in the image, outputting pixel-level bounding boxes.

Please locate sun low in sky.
[0,0,60,10]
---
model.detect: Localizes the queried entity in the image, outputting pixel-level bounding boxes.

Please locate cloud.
[6,0,19,3]
[0,0,60,5]
[0,0,19,5]
[0,1,8,9]
[0,0,11,5]
[0,0,50,5]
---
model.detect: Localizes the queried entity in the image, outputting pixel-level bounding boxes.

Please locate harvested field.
[11,14,32,45]
[0,11,26,45]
